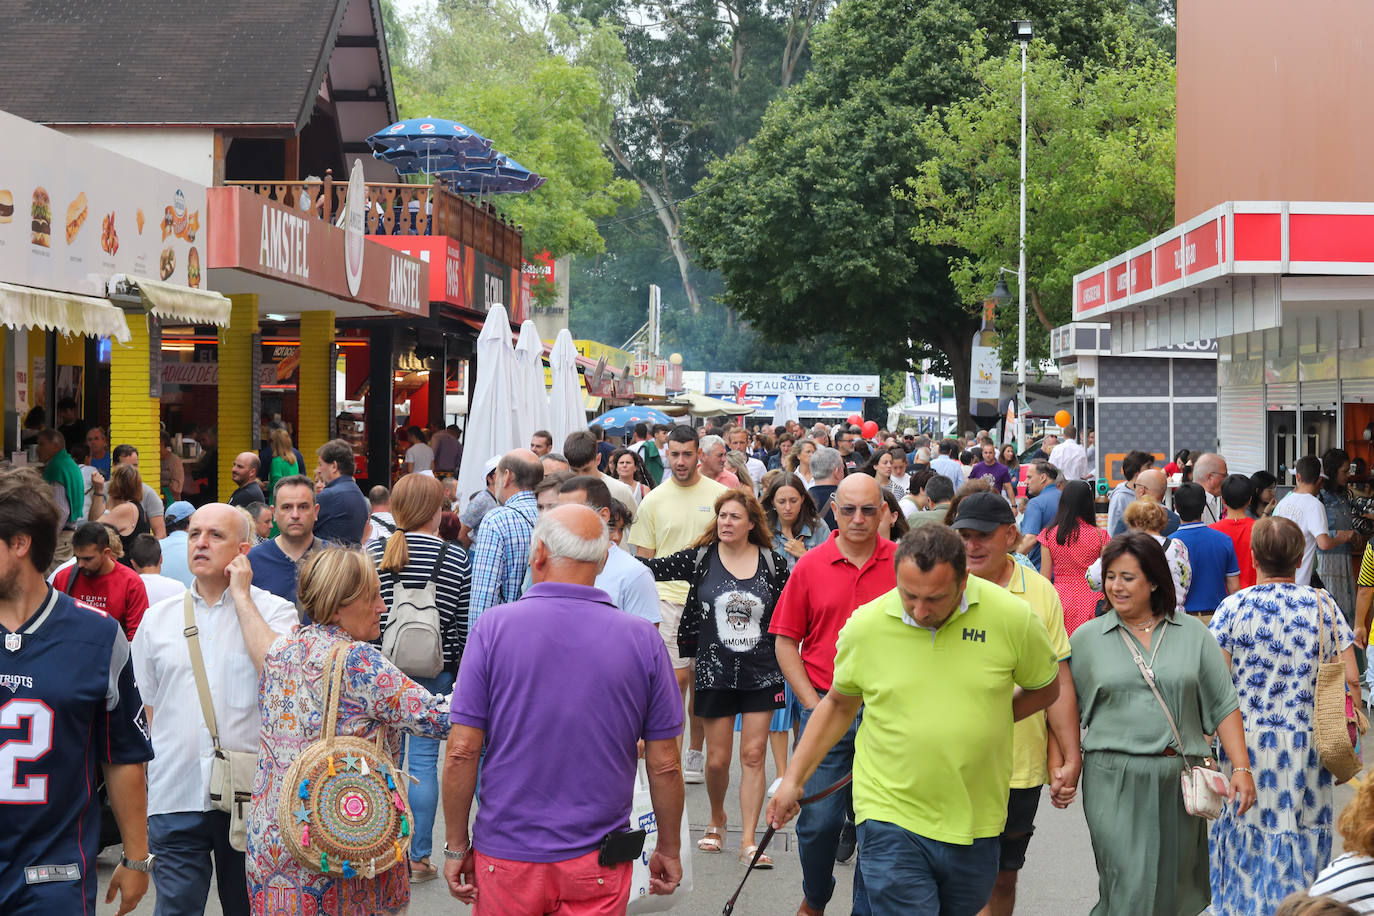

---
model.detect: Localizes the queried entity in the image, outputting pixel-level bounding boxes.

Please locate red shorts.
[473,848,633,916]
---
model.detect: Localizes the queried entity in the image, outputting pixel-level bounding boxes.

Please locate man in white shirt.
[930,438,965,491]
[1048,424,1089,480]
[363,484,396,549]
[128,532,189,606]
[556,475,661,625]
[564,430,638,512]
[131,503,298,916]
[1275,455,1355,586]
[727,426,767,490]
[1192,452,1228,524]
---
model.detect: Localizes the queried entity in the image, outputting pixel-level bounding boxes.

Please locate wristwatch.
[442,843,471,861]
[119,852,156,873]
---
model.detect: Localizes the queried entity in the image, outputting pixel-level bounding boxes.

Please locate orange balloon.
[1054,410,1072,428]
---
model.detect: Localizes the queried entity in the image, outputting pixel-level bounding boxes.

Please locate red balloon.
[861,420,879,438]
[848,413,864,426]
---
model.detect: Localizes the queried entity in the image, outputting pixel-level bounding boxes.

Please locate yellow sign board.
[574,339,632,372]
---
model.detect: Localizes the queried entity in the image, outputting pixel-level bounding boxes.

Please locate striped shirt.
[364,532,471,670]
[1311,853,1374,911]
[469,491,539,631]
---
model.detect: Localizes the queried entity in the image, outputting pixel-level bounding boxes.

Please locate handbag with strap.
[277,643,413,878]
[183,591,257,852]
[1118,627,1230,819]
[1314,589,1367,783]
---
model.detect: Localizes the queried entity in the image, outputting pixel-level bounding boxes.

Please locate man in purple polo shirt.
[442,504,686,914]
[970,442,1015,502]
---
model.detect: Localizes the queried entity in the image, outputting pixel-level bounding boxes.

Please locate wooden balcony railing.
[225,171,524,269]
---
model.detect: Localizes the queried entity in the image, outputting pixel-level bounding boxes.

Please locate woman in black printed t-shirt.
[640,488,790,868]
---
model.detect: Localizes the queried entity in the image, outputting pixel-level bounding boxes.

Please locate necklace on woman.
[1128,619,1156,633]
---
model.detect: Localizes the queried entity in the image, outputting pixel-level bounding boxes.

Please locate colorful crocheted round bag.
[277,644,413,878]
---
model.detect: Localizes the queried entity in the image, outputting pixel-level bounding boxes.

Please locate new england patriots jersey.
[0,588,153,913]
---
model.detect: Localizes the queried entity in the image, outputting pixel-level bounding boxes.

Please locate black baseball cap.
[950,492,1016,531]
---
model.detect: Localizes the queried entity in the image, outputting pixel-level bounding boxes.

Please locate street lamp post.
[1012,19,1032,444]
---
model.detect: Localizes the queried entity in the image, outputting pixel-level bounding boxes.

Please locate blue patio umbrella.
[590,405,673,436]
[367,118,495,174]
[442,154,546,195]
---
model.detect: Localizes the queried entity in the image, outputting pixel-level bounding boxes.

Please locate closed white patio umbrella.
[772,389,800,426]
[456,304,520,509]
[514,319,552,445]
[548,329,586,449]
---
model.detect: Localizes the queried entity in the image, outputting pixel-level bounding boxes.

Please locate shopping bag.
[627,759,693,914]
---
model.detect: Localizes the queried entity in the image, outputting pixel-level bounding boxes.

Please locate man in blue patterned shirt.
[468,449,543,631]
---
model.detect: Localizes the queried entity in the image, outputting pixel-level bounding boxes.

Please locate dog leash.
[721,773,854,915]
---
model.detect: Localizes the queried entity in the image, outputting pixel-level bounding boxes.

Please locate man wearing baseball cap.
[458,455,503,548]
[768,520,1060,916]
[950,492,1079,916]
[160,500,196,587]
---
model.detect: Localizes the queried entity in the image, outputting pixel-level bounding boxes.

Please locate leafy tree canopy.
[559,0,835,313]
[681,0,1140,428]
[902,26,1175,367]
[390,0,640,259]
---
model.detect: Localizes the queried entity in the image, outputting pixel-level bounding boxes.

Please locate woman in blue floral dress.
[247,548,452,916]
[1209,517,1361,916]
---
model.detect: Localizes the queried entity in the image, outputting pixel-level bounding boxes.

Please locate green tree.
[391,2,640,260]
[682,0,1137,432]
[902,29,1175,368]
[562,0,835,315]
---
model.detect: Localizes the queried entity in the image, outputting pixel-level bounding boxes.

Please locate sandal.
[740,844,774,869]
[698,825,725,853]
[410,859,438,883]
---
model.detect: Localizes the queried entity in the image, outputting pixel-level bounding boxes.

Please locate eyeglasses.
[834,504,881,518]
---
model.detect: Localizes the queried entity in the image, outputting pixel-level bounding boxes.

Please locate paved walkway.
[96,750,1359,914]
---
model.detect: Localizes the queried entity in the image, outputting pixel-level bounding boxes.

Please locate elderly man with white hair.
[443,504,686,913]
[1191,452,1228,524]
[131,503,299,916]
[698,434,741,489]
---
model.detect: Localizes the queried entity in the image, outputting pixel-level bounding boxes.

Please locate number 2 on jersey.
[0,699,54,802]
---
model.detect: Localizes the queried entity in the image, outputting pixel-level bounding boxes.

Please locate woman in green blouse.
[268,426,303,496]
[1069,532,1255,916]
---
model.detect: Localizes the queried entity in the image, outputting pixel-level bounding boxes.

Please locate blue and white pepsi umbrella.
[367,118,495,173]
[590,406,674,435]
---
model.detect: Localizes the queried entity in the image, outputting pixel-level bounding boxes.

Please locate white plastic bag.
[626,760,693,913]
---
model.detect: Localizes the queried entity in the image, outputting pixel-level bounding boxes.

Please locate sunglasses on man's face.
[833,502,881,518]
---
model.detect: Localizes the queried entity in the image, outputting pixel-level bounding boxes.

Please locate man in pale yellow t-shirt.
[954,492,1079,916]
[767,522,1059,916]
[630,425,727,778]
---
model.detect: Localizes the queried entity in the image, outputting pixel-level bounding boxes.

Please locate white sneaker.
[684,748,705,784]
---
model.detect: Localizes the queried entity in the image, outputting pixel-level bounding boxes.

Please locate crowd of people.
[8,409,1374,916]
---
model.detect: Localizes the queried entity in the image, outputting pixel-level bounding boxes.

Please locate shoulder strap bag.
[1314,588,1367,783]
[184,590,257,851]
[1117,627,1230,819]
[277,643,413,877]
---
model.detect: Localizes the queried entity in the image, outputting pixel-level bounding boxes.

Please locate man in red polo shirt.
[770,473,895,916]
[52,521,149,640]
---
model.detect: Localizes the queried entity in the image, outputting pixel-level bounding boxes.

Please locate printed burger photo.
[30,187,50,247]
